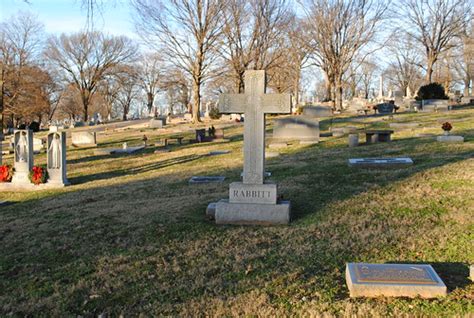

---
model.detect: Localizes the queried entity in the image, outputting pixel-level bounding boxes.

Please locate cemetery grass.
[1,110,473,316]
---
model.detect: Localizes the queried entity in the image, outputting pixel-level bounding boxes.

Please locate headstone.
[189,176,226,184]
[348,97,369,113]
[346,263,447,298]
[376,103,394,114]
[149,118,165,129]
[47,132,69,186]
[33,138,43,154]
[209,70,292,225]
[71,131,97,147]
[421,99,449,112]
[272,117,319,144]
[436,135,464,143]
[348,157,413,168]
[11,130,33,184]
[49,125,59,132]
[348,134,359,147]
[184,113,193,121]
[302,106,332,118]
[461,96,474,104]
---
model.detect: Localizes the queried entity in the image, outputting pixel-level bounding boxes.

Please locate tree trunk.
[294,70,301,106]
[147,92,154,113]
[335,76,343,111]
[192,79,201,124]
[463,78,471,96]
[426,57,435,83]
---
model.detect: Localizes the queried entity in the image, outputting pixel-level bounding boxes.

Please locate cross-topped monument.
[208,70,292,225]
[219,70,291,184]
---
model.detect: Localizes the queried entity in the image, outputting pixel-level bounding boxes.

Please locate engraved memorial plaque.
[348,157,413,168]
[346,263,447,298]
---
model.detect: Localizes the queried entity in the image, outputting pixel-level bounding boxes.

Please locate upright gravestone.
[47,132,69,186]
[209,70,292,225]
[11,130,34,184]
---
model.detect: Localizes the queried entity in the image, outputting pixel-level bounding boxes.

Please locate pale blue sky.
[0,0,137,38]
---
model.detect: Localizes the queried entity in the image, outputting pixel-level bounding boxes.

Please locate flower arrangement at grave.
[0,165,13,182]
[441,122,452,131]
[28,166,49,185]
[441,122,452,134]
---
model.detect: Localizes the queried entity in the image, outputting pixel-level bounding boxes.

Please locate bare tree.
[133,0,226,123]
[115,64,141,120]
[161,68,190,114]
[1,12,44,127]
[385,34,423,96]
[302,0,389,110]
[138,53,162,115]
[222,0,293,93]
[359,60,378,99]
[402,0,471,83]
[45,32,137,121]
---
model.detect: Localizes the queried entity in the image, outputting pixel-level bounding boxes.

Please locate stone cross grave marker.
[210,70,292,225]
[219,70,291,185]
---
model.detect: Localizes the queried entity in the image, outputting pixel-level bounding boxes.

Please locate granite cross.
[219,70,291,184]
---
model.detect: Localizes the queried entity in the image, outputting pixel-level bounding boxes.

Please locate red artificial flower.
[0,165,13,182]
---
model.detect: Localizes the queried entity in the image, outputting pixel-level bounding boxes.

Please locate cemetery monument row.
[208,70,292,225]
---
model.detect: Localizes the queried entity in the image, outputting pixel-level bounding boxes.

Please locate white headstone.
[47,132,69,186]
[11,130,33,184]
[33,138,43,154]
[71,131,97,147]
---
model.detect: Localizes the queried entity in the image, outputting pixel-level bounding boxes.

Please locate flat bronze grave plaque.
[189,176,226,184]
[346,263,447,298]
[348,157,413,168]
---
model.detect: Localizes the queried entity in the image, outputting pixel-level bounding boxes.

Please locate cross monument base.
[209,199,291,225]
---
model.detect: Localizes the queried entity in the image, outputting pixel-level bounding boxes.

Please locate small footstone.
[346,263,447,298]
[436,135,464,143]
[208,150,231,156]
[268,142,288,149]
[189,176,225,184]
[266,152,279,158]
[154,148,171,154]
[348,157,413,168]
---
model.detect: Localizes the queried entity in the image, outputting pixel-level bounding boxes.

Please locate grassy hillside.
[1,108,473,316]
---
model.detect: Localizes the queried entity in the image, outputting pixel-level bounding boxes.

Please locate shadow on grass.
[388,261,472,292]
[1,110,472,315]
[69,154,206,185]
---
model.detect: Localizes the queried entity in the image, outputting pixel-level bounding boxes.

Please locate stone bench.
[365,130,394,143]
[163,136,184,146]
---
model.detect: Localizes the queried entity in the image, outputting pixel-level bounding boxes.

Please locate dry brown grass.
[0,109,473,316]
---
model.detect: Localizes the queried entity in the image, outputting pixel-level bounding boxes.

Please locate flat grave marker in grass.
[348,157,413,168]
[210,70,292,225]
[189,176,226,184]
[436,135,464,143]
[208,150,231,156]
[346,263,447,298]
